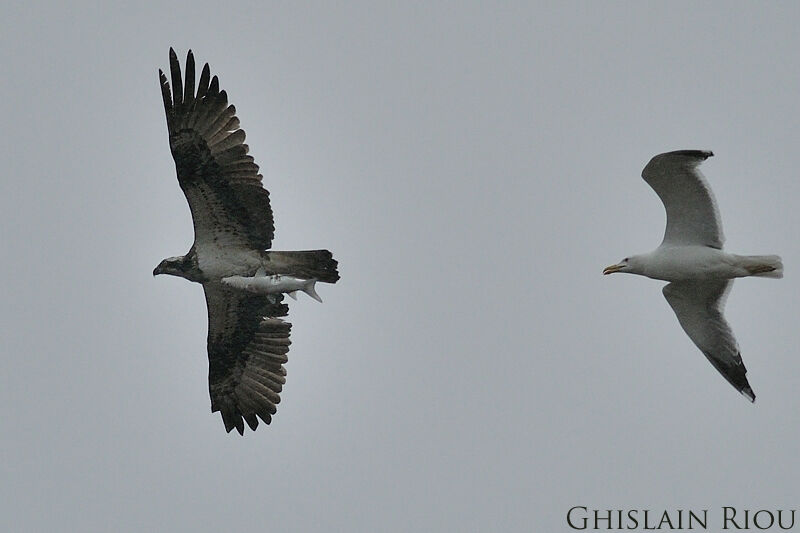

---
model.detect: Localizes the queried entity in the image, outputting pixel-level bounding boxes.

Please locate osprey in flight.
[603,150,782,401]
[154,49,339,434]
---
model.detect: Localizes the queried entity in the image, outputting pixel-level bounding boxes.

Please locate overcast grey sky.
[3,1,800,531]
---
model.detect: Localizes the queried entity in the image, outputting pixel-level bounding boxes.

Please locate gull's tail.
[740,255,783,278]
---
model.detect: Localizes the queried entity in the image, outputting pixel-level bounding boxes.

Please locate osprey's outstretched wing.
[160,48,274,251]
[204,283,291,434]
[642,150,723,249]
[662,280,755,402]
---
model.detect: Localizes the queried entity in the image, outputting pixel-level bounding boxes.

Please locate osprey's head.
[153,256,189,277]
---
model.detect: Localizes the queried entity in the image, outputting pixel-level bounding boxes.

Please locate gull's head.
[603,256,634,275]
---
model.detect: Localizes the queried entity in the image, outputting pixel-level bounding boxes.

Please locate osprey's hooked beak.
[153,263,164,276]
[603,263,624,275]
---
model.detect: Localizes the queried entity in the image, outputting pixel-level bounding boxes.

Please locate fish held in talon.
[222,274,323,302]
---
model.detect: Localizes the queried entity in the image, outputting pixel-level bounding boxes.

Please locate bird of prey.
[154,49,339,434]
[603,150,782,401]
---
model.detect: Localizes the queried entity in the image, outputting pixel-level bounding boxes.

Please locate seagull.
[603,150,782,402]
[154,49,339,434]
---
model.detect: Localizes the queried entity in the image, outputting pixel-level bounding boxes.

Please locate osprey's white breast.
[196,245,263,279]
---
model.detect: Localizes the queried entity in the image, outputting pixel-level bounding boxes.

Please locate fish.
[221,273,323,302]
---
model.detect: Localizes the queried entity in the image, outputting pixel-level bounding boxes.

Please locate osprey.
[154,49,339,434]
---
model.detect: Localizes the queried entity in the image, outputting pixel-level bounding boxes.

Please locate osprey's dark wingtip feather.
[183,50,195,107]
[197,63,211,99]
[158,69,173,133]
[244,413,259,431]
[169,48,183,108]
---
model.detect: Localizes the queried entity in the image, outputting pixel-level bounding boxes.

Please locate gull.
[603,150,782,401]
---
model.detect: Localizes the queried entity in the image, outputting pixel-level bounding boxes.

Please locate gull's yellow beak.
[603,263,623,275]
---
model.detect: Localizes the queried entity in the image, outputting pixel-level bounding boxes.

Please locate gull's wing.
[204,283,291,434]
[662,280,755,402]
[642,150,723,248]
[160,48,274,251]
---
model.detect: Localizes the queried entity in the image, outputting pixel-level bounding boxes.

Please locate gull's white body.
[629,246,782,282]
[604,150,782,402]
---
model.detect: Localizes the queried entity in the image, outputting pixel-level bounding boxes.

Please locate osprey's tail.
[266,250,340,283]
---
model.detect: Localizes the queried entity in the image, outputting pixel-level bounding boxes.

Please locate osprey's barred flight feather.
[154,49,339,434]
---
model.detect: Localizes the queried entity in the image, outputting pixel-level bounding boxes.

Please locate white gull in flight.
[603,150,782,402]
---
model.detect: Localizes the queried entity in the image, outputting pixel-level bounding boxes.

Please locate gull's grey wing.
[642,150,723,248]
[662,280,754,402]
[204,282,291,434]
[160,48,274,252]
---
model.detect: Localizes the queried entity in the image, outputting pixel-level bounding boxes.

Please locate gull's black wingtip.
[742,386,756,403]
[669,149,714,159]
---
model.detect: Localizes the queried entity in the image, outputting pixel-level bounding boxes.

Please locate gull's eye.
[623,257,629,262]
